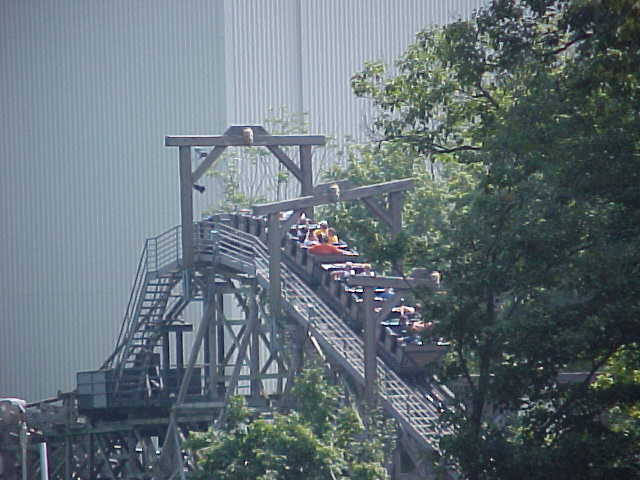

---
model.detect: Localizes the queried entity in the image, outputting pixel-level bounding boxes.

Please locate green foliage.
[185,410,339,480]
[347,1,640,478]
[321,141,481,274]
[185,367,394,479]
[592,344,640,435]
[290,367,341,437]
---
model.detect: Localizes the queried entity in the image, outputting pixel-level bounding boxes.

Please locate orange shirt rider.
[309,235,345,255]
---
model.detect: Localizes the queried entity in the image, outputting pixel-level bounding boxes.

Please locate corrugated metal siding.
[1,0,484,402]
[225,0,484,131]
[0,0,227,400]
[224,0,484,181]
[224,0,302,125]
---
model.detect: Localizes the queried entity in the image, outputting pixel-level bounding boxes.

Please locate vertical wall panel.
[0,0,227,400]
[224,0,484,179]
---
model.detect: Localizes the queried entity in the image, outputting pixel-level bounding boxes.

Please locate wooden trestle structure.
[6,126,456,479]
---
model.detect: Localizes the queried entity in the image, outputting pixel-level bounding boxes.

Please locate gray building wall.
[1,0,483,401]
[224,0,482,143]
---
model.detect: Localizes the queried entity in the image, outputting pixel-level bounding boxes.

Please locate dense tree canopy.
[185,367,393,479]
[328,1,640,478]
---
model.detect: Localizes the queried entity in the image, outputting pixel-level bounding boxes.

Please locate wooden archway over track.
[166,125,326,268]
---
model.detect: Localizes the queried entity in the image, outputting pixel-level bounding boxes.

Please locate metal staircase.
[104,227,184,402]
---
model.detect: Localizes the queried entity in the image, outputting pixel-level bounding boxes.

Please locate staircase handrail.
[102,241,150,369]
[146,225,182,272]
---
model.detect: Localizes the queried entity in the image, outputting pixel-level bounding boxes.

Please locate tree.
[345,1,640,478]
[591,343,640,438]
[184,366,393,479]
[322,141,480,274]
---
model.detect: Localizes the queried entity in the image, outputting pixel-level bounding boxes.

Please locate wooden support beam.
[217,305,261,426]
[162,332,170,378]
[389,191,404,236]
[267,145,304,182]
[299,145,313,195]
[361,196,393,228]
[254,193,314,218]
[299,145,314,218]
[389,191,405,275]
[207,293,219,400]
[280,324,308,400]
[222,323,247,365]
[249,281,262,398]
[293,324,306,377]
[255,301,290,377]
[363,286,377,407]
[217,293,225,396]
[176,330,184,374]
[192,145,227,182]
[165,134,326,147]
[179,146,194,268]
[268,213,282,321]
[89,434,95,479]
[231,287,285,381]
[252,178,415,216]
[311,177,414,202]
[64,407,71,479]
[313,179,353,194]
[95,435,117,478]
[176,298,212,405]
[345,275,434,290]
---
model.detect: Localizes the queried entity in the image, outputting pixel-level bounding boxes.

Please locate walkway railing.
[146,225,182,272]
[196,221,256,274]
